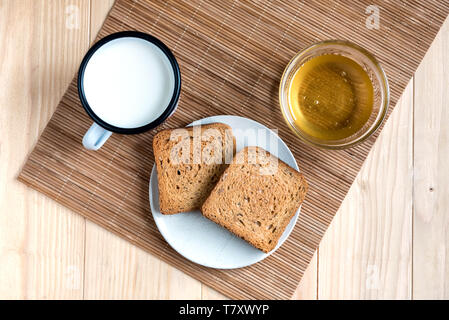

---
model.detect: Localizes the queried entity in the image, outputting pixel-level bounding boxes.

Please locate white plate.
[149,115,301,269]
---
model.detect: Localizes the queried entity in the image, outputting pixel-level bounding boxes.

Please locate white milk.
[82,37,175,129]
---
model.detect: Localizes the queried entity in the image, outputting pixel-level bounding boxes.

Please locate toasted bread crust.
[153,123,235,214]
[201,146,308,252]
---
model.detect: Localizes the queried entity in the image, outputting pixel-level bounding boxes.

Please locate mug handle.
[82,123,112,151]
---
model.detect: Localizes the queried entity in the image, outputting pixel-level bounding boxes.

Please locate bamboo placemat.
[19,0,449,299]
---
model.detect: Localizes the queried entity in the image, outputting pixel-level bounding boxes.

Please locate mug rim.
[77,31,181,135]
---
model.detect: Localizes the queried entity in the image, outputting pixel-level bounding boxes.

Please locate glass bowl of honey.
[279,40,389,149]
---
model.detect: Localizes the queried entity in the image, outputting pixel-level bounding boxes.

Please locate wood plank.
[293,252,318,299]
[84,223,202,299]
[89,0,116,42]
[413,16,449,299]
[0,0,90,299]
[318,82,413,299]
[84,0,201,299]
[201,287,228,300]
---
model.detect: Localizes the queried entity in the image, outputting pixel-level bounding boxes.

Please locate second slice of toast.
[201,146,308,253]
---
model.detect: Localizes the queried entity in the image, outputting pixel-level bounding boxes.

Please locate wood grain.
[0,0,90,299]
[89,0,116,42]
[84,223,202,299]
[413,17,449,299]
[319,82,413,299]
[16,0,449,299]
[293,252,318,299]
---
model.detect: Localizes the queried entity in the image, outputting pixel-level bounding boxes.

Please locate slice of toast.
[153,123,235,214]
[201,146,308,253]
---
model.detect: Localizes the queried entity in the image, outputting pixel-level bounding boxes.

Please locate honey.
[288,54,373,141]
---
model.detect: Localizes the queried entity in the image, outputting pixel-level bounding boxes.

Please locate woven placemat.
[19,0,449,299]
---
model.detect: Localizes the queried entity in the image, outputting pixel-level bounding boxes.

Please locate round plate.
[149,115,301,269]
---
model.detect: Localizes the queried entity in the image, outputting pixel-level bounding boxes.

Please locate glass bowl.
[279,40,390,149]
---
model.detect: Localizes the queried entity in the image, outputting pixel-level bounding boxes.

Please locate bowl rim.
[279,39,390,150]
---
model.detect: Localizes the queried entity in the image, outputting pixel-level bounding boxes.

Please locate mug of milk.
[77,31,181,150]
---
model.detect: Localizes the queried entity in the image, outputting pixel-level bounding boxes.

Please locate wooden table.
[0,0,448,299]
